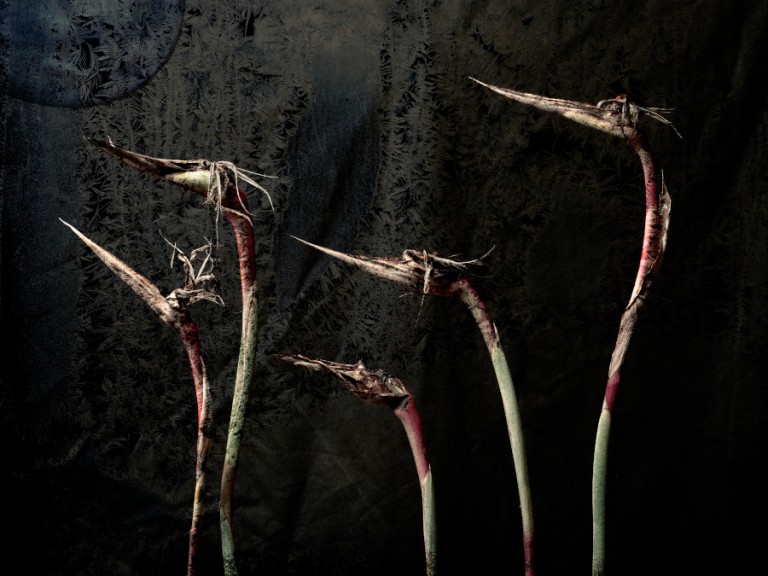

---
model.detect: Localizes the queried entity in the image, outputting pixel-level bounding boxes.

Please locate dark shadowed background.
[2,1,767,575]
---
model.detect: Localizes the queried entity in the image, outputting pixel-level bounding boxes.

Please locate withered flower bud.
[274,354,409,409]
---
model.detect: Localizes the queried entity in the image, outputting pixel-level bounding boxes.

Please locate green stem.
[457,280,534,576]
[395,396,437,576]
[220,284,258,576]
[218,185,260,576]
[591,404,611,576]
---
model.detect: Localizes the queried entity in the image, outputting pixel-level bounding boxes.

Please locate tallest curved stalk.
[591,135,670,576]
[92,139,272,575]
[470,79,675,575]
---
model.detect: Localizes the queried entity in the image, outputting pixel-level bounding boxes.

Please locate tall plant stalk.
[61,221,220,575]
[274,354,437,576]
[92,139,273,575]
[289,240,534,576]
[457,279,534,572]
[470,79,675,575]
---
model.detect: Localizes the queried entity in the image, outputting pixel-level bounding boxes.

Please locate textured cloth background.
[2,1,768,575]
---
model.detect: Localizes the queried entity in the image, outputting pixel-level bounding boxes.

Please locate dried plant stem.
[181,320,214,576]
[220,284,258,576]
[288,238,533,574]
[90,140,269,575]
[219,198,259,576]
[274,354,436,575]
[395,397,437,576]
[591,136,670,576]
[60,220,215,576]
[457,279,534,576]
[470,80,675,575]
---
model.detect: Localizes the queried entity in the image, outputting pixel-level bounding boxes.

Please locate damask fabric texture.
[2,1,768,575]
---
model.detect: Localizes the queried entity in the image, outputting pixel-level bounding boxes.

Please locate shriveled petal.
[274,353,409,409]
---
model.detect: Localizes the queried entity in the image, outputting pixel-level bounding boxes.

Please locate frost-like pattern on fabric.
[3,1,768,575]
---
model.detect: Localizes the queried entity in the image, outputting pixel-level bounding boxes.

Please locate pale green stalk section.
[489,344,534,546]
[422,469,437,576]
[459,282,534,576]
[591,409,611,576]
[220,285,259,576]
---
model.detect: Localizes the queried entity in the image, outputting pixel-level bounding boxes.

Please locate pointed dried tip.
[272,353,327,373]
[61,218,179,326]
[274,353,409,409]
[87,137,212,196]
[290,237,484,297]
[290,236,420,288]
[470,77,633,139]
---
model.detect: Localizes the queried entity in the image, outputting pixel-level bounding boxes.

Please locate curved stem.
[457,280,534,576]
[219,285,258,575]
[219,202,258,576]
[395,396,437,576]
[224,190,258,310]
[85,143,269,574]
[61,220,217,576]
[591,134,670,576]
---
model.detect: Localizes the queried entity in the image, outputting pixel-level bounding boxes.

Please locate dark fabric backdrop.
[2,1,767,575]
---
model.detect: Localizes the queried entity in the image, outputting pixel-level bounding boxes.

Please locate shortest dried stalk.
[275,354,436,576]
[291,238,533,576]
[61,220,220,576]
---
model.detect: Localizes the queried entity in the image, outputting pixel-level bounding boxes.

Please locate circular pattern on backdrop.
[3,0,184,107]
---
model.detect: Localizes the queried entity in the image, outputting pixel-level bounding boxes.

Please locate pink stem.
[223,185,257,307]
[593,130,669,576]
[395,396,431,484]
[394,395,436,576]
[604,132,662,411]
[178,314,213,576]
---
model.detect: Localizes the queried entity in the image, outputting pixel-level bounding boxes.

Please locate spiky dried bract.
[63,219,223,320]
[292,237,490,298]
[469,78,682,141]
[164,237,225,308]
[61,219,179,326]
[275,354,410,409]
[275,353,435,575]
